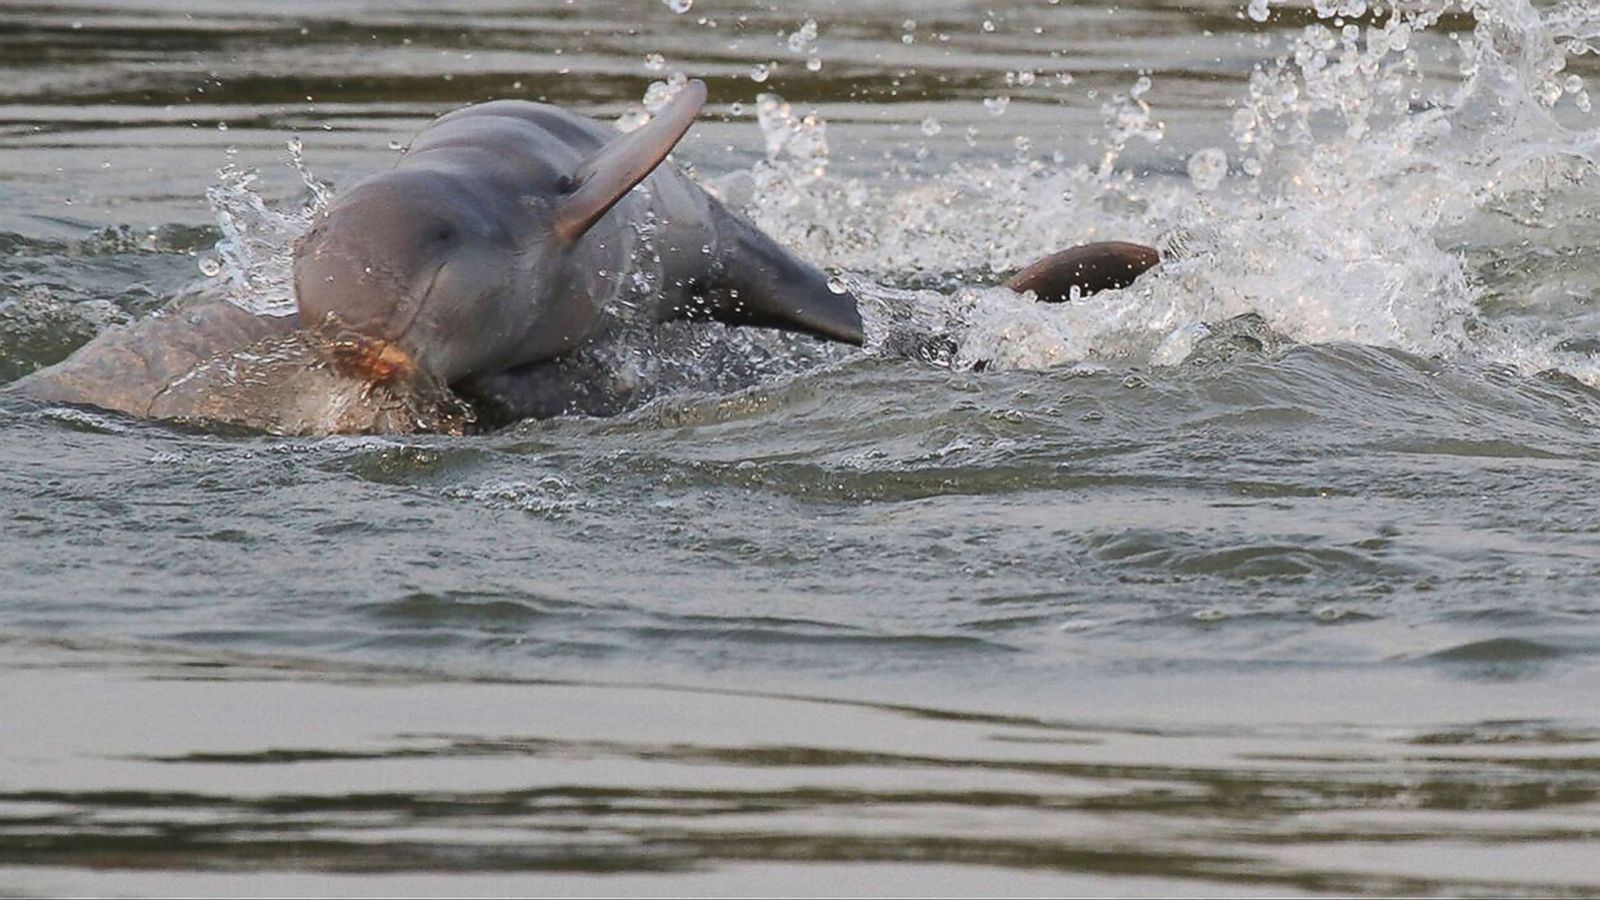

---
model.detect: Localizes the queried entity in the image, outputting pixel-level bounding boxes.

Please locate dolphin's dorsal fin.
[554,79,708,242]
[1005,241,1161,302]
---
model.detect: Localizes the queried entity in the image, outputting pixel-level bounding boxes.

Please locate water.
[4,0,1600,895]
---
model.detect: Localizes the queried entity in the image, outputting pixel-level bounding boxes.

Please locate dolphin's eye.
[433,225,456,243]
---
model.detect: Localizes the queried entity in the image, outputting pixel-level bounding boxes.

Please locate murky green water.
[3,0,1600,895]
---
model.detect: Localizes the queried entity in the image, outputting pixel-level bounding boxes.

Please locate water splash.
[202,138,331,318]
[190,0,1600,402]
[729,0,1600,380]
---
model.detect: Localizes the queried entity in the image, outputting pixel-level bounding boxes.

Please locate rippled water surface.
[4,0,1600,895]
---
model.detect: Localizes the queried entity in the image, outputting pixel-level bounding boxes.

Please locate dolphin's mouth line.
[309,258,449,387]
[391,258,449,365]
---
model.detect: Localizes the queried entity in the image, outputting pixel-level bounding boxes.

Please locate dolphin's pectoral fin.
[1005,241,1161,302]
[673,200,864,345]
[553,80,709,242]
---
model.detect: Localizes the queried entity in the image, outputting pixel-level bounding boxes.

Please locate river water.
[3,0,1600,895]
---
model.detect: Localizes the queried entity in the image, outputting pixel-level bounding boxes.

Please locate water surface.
[3,0,1600,895]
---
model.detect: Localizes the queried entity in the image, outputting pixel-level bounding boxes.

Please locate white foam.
[733,0,1600,382]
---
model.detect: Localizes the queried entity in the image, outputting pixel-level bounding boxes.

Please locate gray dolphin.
[8,80,1161,433]
[292,79,865,408]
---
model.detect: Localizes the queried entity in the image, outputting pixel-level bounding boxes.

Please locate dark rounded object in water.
[1004,241,1161,303]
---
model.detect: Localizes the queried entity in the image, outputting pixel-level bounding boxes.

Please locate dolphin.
[291,80,867,411]
[8,80,1161,433]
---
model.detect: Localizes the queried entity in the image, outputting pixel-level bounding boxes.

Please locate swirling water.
[4,0,1600,895]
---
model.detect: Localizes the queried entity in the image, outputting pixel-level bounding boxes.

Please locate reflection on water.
[7,636,1599,897]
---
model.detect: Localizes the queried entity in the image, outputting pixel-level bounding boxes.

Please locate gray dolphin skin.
[292,79,865,410]
[9,80,1161,434]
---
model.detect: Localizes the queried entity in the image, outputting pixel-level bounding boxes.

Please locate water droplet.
[662,0,692,12]
[826,277,849,294]
[1247,0,1272,22]
[197,256,222,277]
[1187,147,1228,191]
[982,95,1010,115]
[216,122,228,132]
[750,62,772,83]
[643,52,666,72]
[805,56,822,73]
[786,19,818,54]
[920,116,942,136]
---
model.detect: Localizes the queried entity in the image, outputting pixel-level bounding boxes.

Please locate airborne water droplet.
[1187,147,1228,191]
[787,19,818,54]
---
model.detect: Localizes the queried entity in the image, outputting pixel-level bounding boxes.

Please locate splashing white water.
[729,0,1600,382]
[200,0,1600,396]
[203,138,331,317]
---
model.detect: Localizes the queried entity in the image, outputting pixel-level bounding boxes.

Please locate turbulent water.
[4,0,1600,895]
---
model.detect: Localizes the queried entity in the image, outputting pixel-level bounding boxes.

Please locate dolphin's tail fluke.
[679,198,865,346]
[1006,241,1160,302]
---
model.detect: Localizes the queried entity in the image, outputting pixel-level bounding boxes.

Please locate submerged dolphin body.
[9,81,1162,433]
